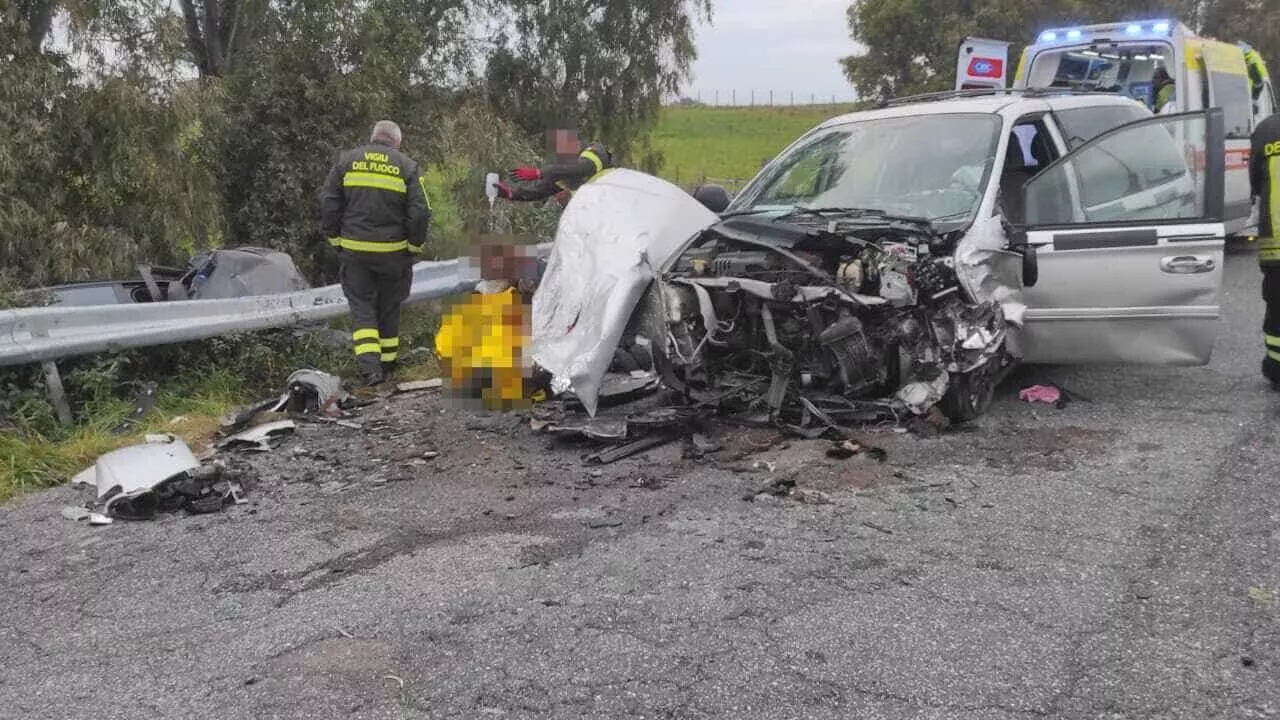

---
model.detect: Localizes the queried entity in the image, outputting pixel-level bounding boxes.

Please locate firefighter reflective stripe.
[380,337,399,362]
[343,171,407,193]
[1269,348,1280,364]
[353,328,381,356]
[580,149,604,175]
[1266,333,1280,350]
[332,237,409,253]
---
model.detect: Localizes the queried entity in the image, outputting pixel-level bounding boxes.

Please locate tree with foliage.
[483,0,711,169]
[0,0,714,291]
[838,0,1280,102]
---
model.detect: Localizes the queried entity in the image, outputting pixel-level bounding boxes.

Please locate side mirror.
[691,183,732,213]
[1021,243,1039,287]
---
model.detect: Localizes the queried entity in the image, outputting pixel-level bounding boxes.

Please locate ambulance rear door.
[1195,40,1256,234]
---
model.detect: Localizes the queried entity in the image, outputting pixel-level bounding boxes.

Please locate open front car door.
[1012,108,1227,365]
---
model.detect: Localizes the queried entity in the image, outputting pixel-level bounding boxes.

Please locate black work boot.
[356,357,384,387]
[381,361,398,379]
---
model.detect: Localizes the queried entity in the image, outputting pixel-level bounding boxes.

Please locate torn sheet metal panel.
[531,169,718,416]
[91,434,200,501]
[953,212,1026,328]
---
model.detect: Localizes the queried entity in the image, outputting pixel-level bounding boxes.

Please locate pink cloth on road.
[1019,385,1062,404]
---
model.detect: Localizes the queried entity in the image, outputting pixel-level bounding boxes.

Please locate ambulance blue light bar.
[1037,20,1174,44]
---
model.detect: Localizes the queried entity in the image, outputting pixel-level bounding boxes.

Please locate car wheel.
[939,364,995,423]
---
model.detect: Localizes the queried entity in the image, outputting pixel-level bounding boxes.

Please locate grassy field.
[651,103,857,189]
[1,103,856,502]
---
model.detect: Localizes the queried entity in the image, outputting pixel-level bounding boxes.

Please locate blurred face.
[548,128,580,160]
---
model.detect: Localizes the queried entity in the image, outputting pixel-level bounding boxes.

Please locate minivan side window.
[1054,104,1151,149]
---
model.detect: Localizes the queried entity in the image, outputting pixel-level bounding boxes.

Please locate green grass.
[651,104,858,188]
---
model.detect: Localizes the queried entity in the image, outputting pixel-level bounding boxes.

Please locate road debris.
[825,439,888,462]
[112,381,158,434]
[1019,384,1064,406]
[217,420,297,452]
[222,370,354,435]
[742,476,831,504]
[861,521,894,535]
[585,433,681,464]
[395,378,443,393]
[63,436,254,522]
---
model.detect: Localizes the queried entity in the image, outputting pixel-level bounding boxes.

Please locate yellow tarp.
[434,288,533,408]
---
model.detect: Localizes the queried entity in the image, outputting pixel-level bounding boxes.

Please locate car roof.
[816,91,1150,129]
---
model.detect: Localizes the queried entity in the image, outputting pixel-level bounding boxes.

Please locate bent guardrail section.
[0,258,480,367]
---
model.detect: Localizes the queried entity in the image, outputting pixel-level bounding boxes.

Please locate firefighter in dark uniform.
[1251,111,1280,387]
[491,142,614,203]
[320,120,431,386]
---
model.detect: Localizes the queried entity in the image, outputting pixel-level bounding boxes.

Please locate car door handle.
[1160,255,1215,274]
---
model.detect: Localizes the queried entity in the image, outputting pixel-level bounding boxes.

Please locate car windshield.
[731,113,1003,223]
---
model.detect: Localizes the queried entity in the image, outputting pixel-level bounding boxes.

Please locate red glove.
[510,166,542,182]
[493,180,514,200]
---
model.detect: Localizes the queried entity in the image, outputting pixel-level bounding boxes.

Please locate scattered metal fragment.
[585,515,624,528]
[217,420,296,452]
[825,439,888,462]
[861,521,894,535]
[112,381,159,435]
[585,433,679,464]
[744,476,795,501]
[61,506,91,522]
[396,378,443,393]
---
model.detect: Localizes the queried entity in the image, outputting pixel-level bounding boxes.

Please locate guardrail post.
[42,360,73,426]
[29,322,73,425]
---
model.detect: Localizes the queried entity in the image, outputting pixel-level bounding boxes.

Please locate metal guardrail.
[0,257,482,367]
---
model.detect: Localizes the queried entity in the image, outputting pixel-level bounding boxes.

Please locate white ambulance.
[956,20,1275,238]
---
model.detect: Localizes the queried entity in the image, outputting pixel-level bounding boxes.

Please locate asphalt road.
[2,245,1278,719]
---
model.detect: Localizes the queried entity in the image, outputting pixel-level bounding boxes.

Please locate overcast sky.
[682,0,862,104]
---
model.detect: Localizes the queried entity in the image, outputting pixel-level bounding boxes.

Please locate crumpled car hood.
[530,169,718,416]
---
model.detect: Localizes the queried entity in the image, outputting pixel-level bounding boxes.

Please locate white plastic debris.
[896,371,951,416]
[283,369,348,413]
[93,435,200,501]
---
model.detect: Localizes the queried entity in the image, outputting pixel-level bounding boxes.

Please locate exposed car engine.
[653,216,1007,425]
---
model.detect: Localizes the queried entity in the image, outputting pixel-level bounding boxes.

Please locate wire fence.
[668,89,858,107]
[665,172,753,194]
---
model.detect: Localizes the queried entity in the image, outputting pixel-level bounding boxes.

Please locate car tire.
[940,365,995,423]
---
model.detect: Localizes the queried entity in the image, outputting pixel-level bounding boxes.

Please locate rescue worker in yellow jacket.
[1242,43,1269,110]
[434,243,543,409]
[320,120,431,386]
[491,142,614,204]
[1250,111,1280,387]
[1152,67,1176,113]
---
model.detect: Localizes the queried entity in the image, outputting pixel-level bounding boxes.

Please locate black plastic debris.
[825,439,888,462]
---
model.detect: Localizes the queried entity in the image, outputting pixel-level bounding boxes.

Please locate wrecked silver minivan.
[532,91,1228,427]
